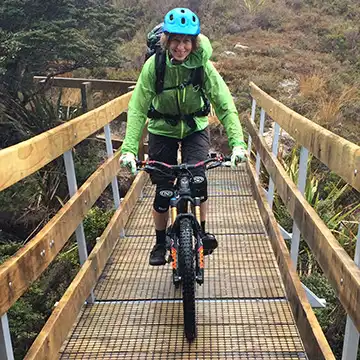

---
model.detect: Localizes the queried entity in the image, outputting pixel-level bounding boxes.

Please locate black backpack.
[145,24,210,128]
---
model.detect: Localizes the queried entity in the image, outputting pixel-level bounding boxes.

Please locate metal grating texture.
[60,300,306,359]
[125,196,266,236]
[59,168,308,359]
[93,234,285,300]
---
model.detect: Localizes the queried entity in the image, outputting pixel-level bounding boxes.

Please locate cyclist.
[120,8,247,266]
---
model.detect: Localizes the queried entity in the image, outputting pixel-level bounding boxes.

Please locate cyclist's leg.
[182,128,218,254]
[148,133,178,265]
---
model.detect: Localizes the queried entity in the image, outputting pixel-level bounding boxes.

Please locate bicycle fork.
[169,197,204,286]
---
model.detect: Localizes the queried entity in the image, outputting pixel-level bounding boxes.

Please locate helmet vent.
[181,17,186,24]
[180,9,185,13]
[192,15,196,22]
[169,14,174,20]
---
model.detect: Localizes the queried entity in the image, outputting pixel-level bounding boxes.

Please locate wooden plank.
[0,92,132,191]
[0,152,122,316]
[24,171,148,360]
[95,134,149,153]
[244,114,360,334]
[246,160,335,359]
[34,76,136,92]
[250,82,360,192]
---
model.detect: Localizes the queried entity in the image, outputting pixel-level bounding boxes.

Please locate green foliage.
[0,92,63,147]
[0,242,21,264]
[0,0,140,95]
[327,28,360,63]
[8,297,45,360]
[73,142,107,186]
[83,206,115,249]
[301,273,350,359]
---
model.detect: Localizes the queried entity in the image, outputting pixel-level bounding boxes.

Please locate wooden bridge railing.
[245,82,360,360]
[0,86,149,359]
[1,77,359,359]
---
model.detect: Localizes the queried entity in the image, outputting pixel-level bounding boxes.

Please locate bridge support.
[247,99,256,156]
[290,146,309,267]
[103,124,125,238]
[255,108,265,176]
[0,314,14,360]
[63,150,95,304]
[267,122,281,209]
[342,225,360,360]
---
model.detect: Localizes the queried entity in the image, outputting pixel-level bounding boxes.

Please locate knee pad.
[153,184,175,213]
[191,172,208,203]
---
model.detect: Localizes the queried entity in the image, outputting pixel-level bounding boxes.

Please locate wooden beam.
[244,115,360,333]
[80,82,94,112]
[34,76,136,93]
[250,82,360,192]
[24,171,148,360]
[0,152,122,316]
[246,162,335,359]
[95,135,149,153]
[0,92,132,191]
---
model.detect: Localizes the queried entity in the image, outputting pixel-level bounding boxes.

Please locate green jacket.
[121,34,246,156]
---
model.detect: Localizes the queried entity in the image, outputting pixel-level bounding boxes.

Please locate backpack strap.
[155,50,166,94]
[149,54,211,128]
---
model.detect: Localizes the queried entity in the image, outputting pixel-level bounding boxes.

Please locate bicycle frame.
[168,173,205,286]
[136,155,230,342]
[136,155,228,286]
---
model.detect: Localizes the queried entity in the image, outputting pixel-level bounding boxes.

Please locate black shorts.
[148,128,210,184]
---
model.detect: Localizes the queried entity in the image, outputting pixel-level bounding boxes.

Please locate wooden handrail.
[24,171,148,360]
[247,162,334,359]
[0,152,121,316]
[244,115,360,333]
[0,91,132,191]
[34,76,136,92]
[250,82,360,192]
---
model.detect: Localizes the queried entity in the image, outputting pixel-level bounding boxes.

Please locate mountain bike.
[136,154,230,342]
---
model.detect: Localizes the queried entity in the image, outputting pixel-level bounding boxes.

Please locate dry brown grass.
[315,86,360,127]
[299,74,326,98]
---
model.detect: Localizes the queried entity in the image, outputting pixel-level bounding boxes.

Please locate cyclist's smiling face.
[169,35,193,62]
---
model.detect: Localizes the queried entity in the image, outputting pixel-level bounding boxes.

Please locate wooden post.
[81,82,94,113]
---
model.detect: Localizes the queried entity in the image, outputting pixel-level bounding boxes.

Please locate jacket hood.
[166,34,213,69]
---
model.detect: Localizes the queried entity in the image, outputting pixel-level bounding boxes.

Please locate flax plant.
[274,148,359,275]
[242,0,267,13]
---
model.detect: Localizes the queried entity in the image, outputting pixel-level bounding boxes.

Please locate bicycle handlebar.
[136,155,231,175]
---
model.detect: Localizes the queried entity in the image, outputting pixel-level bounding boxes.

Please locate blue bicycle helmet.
[163,8,200,36]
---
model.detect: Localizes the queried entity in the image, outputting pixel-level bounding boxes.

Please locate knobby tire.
[179,218,196,342]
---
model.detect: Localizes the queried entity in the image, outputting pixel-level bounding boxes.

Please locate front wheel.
[179,218,196,342]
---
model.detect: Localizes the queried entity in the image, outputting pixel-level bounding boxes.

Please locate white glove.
[231,146,247,169]
[119,153,136,175]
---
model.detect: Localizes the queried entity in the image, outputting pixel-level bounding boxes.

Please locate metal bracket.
[0,314,14,360]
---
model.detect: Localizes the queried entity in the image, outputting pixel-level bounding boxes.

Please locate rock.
[263,122,295,157]
[222,51,236,57]
[279,79,298,98]
[234,43,249,50]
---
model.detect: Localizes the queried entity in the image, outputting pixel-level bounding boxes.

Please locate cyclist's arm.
[203,61,246,149]
[121,58,156,156]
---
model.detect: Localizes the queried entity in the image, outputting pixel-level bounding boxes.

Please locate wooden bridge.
[0,78,359,359]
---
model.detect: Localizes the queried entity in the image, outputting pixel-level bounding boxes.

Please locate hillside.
[109,0,360,145]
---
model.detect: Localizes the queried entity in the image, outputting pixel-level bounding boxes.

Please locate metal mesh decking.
[60,167,307,359]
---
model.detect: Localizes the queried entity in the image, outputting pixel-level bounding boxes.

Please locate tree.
[0,0,140,96]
